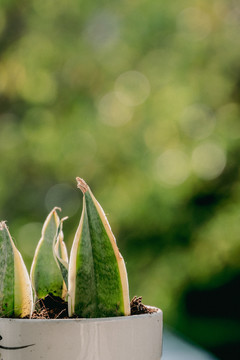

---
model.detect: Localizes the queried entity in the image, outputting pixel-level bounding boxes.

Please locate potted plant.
[0,178,163,360]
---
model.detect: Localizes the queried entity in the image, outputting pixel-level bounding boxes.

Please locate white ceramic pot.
[0,309,162,360]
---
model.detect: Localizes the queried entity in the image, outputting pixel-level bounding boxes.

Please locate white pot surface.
[0,309,162,360]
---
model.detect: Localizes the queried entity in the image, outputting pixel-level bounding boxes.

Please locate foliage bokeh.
[0,1,240,358]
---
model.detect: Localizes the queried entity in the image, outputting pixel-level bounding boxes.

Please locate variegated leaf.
[68,178,130,318]
[0,221,33,318]
[54,216,68,292]
[30,207,68,300]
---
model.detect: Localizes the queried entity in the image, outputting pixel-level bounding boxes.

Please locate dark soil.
[27,294,157,319]
[30,294,68,319]
[130,296,158,315]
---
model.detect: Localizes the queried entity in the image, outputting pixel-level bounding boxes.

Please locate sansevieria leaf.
[68,178,130,318]
[0,221,33,318]
[54,217,69,289]
[30,207,68,300]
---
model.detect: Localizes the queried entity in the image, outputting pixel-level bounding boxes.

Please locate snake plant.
[0,178,130,318]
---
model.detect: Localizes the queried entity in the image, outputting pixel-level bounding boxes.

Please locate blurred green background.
[0,0,240,358]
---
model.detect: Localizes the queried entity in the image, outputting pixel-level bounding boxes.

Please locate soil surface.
[130,296,158,315]
[26,294,157,319]
[31,294,68,319]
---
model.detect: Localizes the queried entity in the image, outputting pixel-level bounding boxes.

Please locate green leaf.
[68,178,130,318]
[54,216,69,290]
[0,221,33,318]
[30,207,68,300]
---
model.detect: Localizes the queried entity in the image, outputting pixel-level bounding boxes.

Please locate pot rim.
[0,307,162,323]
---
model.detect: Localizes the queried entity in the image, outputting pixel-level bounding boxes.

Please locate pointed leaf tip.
[0,221,7,230]
[76,177,88,194]
[54,206,62,211]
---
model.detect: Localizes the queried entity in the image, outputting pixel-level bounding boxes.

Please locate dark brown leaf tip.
[76,177,88,194]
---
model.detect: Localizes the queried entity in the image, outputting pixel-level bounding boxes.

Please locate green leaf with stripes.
[0,221,33,318]
[30,207,68,300]
[68,178,130,318]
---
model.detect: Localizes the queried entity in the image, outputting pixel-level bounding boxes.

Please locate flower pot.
[0,308,162,360]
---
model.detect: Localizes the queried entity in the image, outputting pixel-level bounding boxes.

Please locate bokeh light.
[179,104,216,140]
[156,149,190,186]
[192,142,227,180]
[114,71,151,107]
[98,92,133,126]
